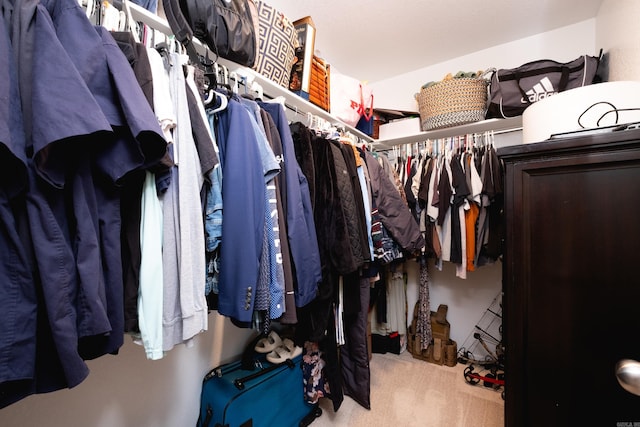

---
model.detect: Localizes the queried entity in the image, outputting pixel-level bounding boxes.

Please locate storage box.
[308,56,330,111]
[289,16,316,97]
[377,117,422,140]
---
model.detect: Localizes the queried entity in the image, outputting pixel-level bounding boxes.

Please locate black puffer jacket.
[329,141,369,273]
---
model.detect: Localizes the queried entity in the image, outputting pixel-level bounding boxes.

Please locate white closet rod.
[124,1,174,37]
[123,1,374,143]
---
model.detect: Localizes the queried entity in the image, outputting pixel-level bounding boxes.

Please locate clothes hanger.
[200,60,228,113]
[217,63,230,90]
[206,89,228,113]
[306,112,316,131]
[84,0,94,20]
[264,95,286,106]
[120,0,141,43]
[204,89,215,105]
[250,81,263,101]
[228,71,239,95]
[241,76,249,96]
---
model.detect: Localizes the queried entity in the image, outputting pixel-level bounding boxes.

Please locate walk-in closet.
[0,0,638,426]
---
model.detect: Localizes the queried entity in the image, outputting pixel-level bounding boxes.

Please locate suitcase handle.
[233,358,295,390]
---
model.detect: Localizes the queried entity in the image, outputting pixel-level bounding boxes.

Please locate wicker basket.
[416,76,489,131]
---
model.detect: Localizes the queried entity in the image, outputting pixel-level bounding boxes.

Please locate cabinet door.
[502,136,640,426]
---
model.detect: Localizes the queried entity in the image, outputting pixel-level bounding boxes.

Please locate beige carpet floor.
[311,350,504,427]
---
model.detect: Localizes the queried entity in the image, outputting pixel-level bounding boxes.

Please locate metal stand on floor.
[457,292,505,398]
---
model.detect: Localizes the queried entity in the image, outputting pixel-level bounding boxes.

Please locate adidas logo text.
[521,77,557,103]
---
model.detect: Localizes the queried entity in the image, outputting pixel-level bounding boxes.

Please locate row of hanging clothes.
[0,0,217,408]
[0,0,415,413]
[284,119,426,412]
[0,0,307,408]
[387,132,504,278]
[203,67,426,412]
[369,133,505,360]
[88,3,421,418]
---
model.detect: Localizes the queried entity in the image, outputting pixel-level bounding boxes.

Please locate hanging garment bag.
[196,353,321,427]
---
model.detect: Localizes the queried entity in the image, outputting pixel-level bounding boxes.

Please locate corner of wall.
[596,0,640,81]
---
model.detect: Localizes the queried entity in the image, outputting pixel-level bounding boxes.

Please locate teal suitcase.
[196,354,321,427]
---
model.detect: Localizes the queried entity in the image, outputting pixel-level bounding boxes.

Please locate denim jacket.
[205,163,223,253]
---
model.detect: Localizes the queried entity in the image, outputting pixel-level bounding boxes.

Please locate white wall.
[0,313,254,427]
[404,258,503,352]
[371,19,598,111]
[596,0,640,81]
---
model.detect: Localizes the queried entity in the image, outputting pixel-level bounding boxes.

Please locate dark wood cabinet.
[499,129,640,426]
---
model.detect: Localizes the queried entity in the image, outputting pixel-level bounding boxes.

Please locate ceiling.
[265,0,604,83]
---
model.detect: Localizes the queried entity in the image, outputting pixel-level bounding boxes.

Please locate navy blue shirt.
[215,98,265,323]
[259,102,321,308]
[1,0,113,406]
[1,0,168,408]
[0,13,38,409]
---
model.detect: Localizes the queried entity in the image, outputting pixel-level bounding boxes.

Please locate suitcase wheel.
[298,405,322,427]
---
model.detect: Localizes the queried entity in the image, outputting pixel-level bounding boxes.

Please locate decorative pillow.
[254,1,298,88]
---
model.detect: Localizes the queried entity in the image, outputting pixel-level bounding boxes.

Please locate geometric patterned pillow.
[254,1,298,88]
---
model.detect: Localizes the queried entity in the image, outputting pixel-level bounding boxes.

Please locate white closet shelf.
[126,2,374,143]
[373,116,523,150]
[215,57,375,142]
